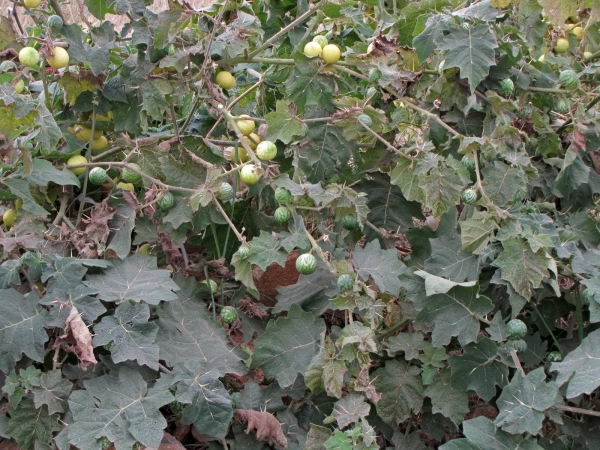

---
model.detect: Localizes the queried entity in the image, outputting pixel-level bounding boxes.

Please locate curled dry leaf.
[235,409,288,448]
[62,198,115,259]
[54,306,97,370]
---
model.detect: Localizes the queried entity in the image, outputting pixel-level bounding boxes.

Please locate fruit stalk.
[212,194,244,242]
[303,227,330,269]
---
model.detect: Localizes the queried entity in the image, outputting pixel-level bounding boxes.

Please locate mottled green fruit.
[554,97,571,114]
[510,338,527,352]
[342,215,359,230]
[337,274,354,292]
[100,437,111,450]
[89,167,107,185]
[48,15,63,30]
[220,306,238,324]
[122,163,142,183]
[507,319,527,339]
[204,279,218,294]
[461,155,476,170]
[369,68,382,82]
[357,114,372,127]
[274,187,292,204]
[274,206,291,223]
[498,78,514,96]
[559,69,578,89]
[219,182,234,201]
[462,189,478,204]
[238,246,250,259]
[296,253,317,275]
[547,351,563,362]
[156,192,174,210]
[256,140,277,161]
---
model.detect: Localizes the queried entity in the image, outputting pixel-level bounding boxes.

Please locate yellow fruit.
[216,71,236,89]
[75,126,102,141]
[304,42,322,57]
[244,132,260,150]
[138,243,151,255]
[14,198,23,211]
[47,47,69,69]
[96,112,112,122]
[91,135,108,153]
[538,54,546,63]
[554,38,569,53]
[3,209,17,227]
[322,44,341,64]
[226,146,250,164]
[117,182,135,192]
[24,0,41,7]
[67,155,88,175]
[236,115,255,136]
[19,47,40,67]
[102,177,117,189]
[14,79,24,93]
[570,26,583,41]
[584,51,594,59]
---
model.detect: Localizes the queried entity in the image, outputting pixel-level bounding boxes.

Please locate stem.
[49,0,67,24]
[510,349,525,375]
[356,118,414,161]
[555,405,600,418]
[205,266,217,322]
[303,227,330,268]
[169,102,180,141]
[217,104,262,165]
[20,267,43,298]
[180,94,200,133]
[528,86,582,94]
[40,67,51,111]
[575,290,584,343]
[556,92,600,133]
[211,222,222,259]
[472,150,493,205]
[52,192,76,230]
[76,111,97,226]
[247,2,324,59]
[199,0,230,73]
[532,302,563,355]
[11,0,24,34]
[222,169,238,259]
[212,194,244,242]
[376,318,409,339]
[91,146,125,162]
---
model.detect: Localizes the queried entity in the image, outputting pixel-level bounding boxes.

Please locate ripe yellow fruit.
[91,135,108,153]
[14,198,23,211]
[14,79,24,93]
[216,71,236,89]
[554,38,569,53]
[570,26,583,41]
[75,126,102,141]
[96,112,112,122]
[67,155,88,175]
[244,132,260,150]
[138,243,151,255]
[236,115,255,136]
[117,182,135,192]
[47,47,69,69]
[538,54,546,63]
[304,42,322,57]
[24,0,41,7]
[322,44,341,64]
[584,51,594,59]
[226,146,250,164]
[3,209,16,227]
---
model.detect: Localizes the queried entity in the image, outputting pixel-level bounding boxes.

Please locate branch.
[216,104,262,165]
[211,194,244,242]
[555,405,600,418]
[356,118,414,161]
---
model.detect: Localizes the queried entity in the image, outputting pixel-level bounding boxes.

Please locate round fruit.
[322,44,341,64]
[357,114,372,127]
[204,279,218,294]
[342,215,359,230]
[337,274,354,292]
[3,209,16,227]
[226,146,250,164]
[366,87,378,99]
[462,188,478,204]
[14,198,23,211]
[547,351,563,362]
[170,401,186,419]
[89,167,107,185]
[216,71,236,89]
[274,206,291,223]
[14,79,24,94]
[100,437,111,450]
[559,69,578,89]
[584,51,593,59]
[156,192,175,210]
[511,338,527,352]
[256,141,277,161]
[91,135,108,153]
[570,26,583,41]
[67,155,88,175]
[461,155,476,170]
[96,112,112,122]
[138,243,151,255]
[75,126,102,142]
[48,15,63,30]
[274,187,292,204]
[369,68,382,82]
[19,47,40,67]
[555,97,571,114]
[244,133,260,150]
[507,319,527,339]
[220,306,238,324]
[296,253,317,275]
[498,78,514,96]
[122,163,142,183]
[240,164,261,185]
[47,47,69,69]
[219,182,234,201]
[554,38,569,53]
[236,115,255,136]
[117,182,135,192]
[24,0,41,7]
[312,35,328,48]
[538,54,546,63]
[304,42,322,57]
[238,246,250,259]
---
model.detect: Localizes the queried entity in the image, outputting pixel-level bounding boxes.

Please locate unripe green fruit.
[337,274,354,292]
[366,87,378,99]
[100,437,111,450]
[554,38,569,53]
[357,114,372,127]
[216,71,235,89]
[558,69,578,89]
[219,182,234,201]
[274,206,291,223]
[122,163,142,183]
[89,167,108,185]
[554,97,571,114]
[256,141,277,161]
[507,319,527,339]
[240,164,261,185]
[296,253,317,275]
[547,351,563,362]
[342,215,359,230]
[220,306,238,324]
[238,246,250,259]
[274,187,292,204]
[203,279,218,294]
[498,78,514,96]
[510,338,527,352]
[3,209,16,227]
[67,155,88,175]
[19,47,40,67]
[369,68,382,82]
[462,188,478,204]
[312,35,328,48]
[14,79,24,94]
[48,15,63,30]
[582,290,594,305]
[461,155,476,170]
[170,401,186,419]
[156,192,174,211]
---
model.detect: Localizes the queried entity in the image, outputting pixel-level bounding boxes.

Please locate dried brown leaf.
[54,306,97,370]
[235,409,288,448]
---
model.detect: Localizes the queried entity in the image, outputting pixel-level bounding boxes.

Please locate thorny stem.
[212,194,244,242]
[217,104,262,165]
[357,118,415,161]
[91,146,125,162]
[532,303,563,355]
[556,92,600,134]
[510,349,525,375]
[472,150,493,205]
[376,318,409,339]
[303,227,330,268]
[49,0,67,24]
[76,111,97,226]
[169,102,180,141]
[20,267,43,298]
[555,405,600,418]
[52,193,76,230]
[199,0,230,74]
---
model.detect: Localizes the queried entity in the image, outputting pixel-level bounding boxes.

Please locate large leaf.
[455,417,545,450]
[265,100,308,144]
[424,369,469,426]
[7,398,60,450]
[425,236,479,282]
[251,304,325,388]
[353,239,404,296]
[32,369,73,415]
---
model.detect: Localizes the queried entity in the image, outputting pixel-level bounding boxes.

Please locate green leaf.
[390,157,425,204]
[247,231,287,271]
[265,100,308,144]
[3,178,49,216]
[0,259,22,288]
[331,394,370,428]
[460,416,545,450]
[68,367,173,450]
[140,79,173,121]
[384,332,426,360]
[424,369,469,426]
[34,103,62,151]
[372,360,424,427]
[481,161,528,207]
[251,304,325,388]
[106,200,136,260]
[459,211,498,254]
[421,161,466,217]
[84,0,116,19]
[26,159,80,188]
[7,398,60,450]
[353,239,404,296]
[285,57,335,113]
[493,238,550,299]
[60,23,113,76]
[93,302,160,369]
[84,254,179,304]
[425,236,479,282]
[274,269,335,315]
[0,16,17,51]
[32,369,73,415]
[413,14,451,61]
[553,150,589,198]
[551,329,600,398]
[449,338,509,401]
[495,368,559,435]
[0,289,49,373]
[438,24,498,93]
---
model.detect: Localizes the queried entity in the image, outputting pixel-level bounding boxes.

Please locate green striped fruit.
[559,69,578,89]
[547,351,562,362]
[203,279,218,294]
[369,68,382,82]
[220,306,238,324]
[89,167,107,185]
[461,155,476,170]
[240,164,261,185]
[342,215,359,230]
[219,182,234,201]
[296,253,317,275]
[498,78,514,96]
[358,114,372,127]
[48,15,63,30]
[554,97,571,114]
[337,274,354,292]
[238,246,250,259]
[462,189,478,204]
[122,163,142,183]
[274,206,291,223]
[156,192,174,211]
[274,187,292,204]
[510,338,527,352]
[507,319,527,339]
[313,35,328,48]
[256,141,277,161]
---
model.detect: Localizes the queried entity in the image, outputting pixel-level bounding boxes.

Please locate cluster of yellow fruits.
[303,36,341,64]
[67,112,112,154]
[18,46,69,69]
